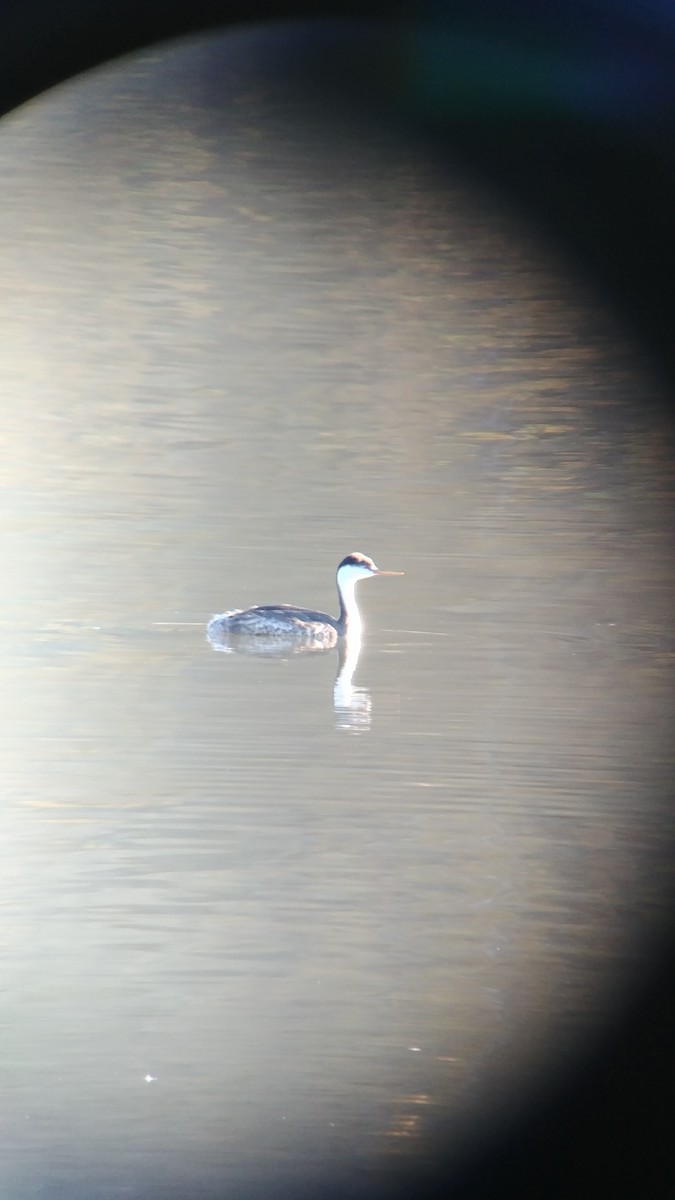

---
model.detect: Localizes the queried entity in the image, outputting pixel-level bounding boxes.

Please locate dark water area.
[1,25,673,1200]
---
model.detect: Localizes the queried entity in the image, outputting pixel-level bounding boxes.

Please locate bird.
[206,552,403,646]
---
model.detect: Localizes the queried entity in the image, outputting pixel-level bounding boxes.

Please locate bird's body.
[210,604,340,642]
[207,552,402,646]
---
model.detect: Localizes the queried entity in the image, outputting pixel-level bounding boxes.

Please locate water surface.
[1,26,674,1200]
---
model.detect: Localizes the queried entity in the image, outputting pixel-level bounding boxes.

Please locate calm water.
[1,26,674,1200]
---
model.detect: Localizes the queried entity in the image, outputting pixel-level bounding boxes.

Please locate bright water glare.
[1,25,674,1200]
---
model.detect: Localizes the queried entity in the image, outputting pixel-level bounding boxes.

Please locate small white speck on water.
[144,1075,157,1083]
[408,1046,421,1053]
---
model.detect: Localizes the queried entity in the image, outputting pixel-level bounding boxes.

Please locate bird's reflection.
[206,626,371,732]
[332,634,371,731]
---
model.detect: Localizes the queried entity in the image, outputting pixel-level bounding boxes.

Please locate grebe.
[207,552,403,646]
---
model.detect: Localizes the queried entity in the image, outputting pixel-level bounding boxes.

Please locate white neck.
[336,567,365,636]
